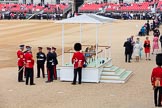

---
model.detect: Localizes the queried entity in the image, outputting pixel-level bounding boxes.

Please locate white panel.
[45,0,56,4]
[60,67,101,83]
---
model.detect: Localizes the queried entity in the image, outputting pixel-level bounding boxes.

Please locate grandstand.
[78,2,160,13]
[79,1,162,13]
[0,3,71,19]
[157,1,162,12]
[0,0,58,4]
[0,3,70,13]
[0,0,162,20]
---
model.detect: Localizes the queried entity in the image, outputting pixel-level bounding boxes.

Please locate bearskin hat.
[156,53,162,66]
[74,43,82,51]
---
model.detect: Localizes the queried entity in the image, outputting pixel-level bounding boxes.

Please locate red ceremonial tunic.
[24,52,34,68]
[144,40,150,53]
[17,50,24,67]
[72,51,85,69]
[151,67,162,86]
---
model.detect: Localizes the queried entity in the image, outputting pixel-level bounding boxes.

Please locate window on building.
[31,0,33,4]
[103,0,107,3]
[134,0,139,2]
[41,0,44,5]
[119,0,123,3]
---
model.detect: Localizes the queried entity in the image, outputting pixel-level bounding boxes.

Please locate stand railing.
[62,45,111,67]
[27,7,46,20]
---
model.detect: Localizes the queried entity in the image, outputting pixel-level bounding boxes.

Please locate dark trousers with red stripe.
[53,65,57,80]
[18,66,24,82]
[73,67,82,84]
[24,67,26,78]
[25,68,34,85]
[37,64,45,78]
[47,67,54,81]
[154,87,162,106]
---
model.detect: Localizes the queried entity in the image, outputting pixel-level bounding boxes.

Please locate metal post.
[108,23,111,59]
[71,0,75,14]
[95,24,98,67]
[80,23,82,43]
[62,23,65,66]
[104,48,106,59]
[69,49,72,65]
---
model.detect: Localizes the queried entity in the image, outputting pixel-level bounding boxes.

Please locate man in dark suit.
[146,20,150,35]
[52,47,58,80]
[124,38,132,63]
[153,27,160,37]
[160,35,162,52]
[46,47,54,83]
[36,47,46,78]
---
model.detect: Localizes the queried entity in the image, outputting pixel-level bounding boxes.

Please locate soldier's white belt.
[49,60,53,62]
[27,60,32,62]
[37,59,44,60]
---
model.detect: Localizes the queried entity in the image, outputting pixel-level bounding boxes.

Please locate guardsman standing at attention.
[72,43,85,85]
[24,46,35,85]
[17,45,25,82]
[52,47,58,80]
[151,53,162,107]
[46,47,54,83]
[36,47,46,78]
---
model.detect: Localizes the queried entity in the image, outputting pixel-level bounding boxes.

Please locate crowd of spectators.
[138,13,162,36]
[124,14,162,63]
[0,3,69,20]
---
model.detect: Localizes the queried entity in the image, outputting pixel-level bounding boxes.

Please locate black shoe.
[46,81,51,83]
[128,61,131,63]
[158,105,162,107]
[30,83,36,85]
[36,77,40,78]
[71,82,76,85]
[78,82,81,84]
[26,83,28,85]
[20,80,25,82]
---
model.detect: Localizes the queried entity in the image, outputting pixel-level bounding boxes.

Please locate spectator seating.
[120,2,151,12]
[79,2,155,13]
[157,1,162,12]
[79,2,107,13]
[0,3,69,13]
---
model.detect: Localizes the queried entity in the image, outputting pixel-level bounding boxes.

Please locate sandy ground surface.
[0,19,161,108]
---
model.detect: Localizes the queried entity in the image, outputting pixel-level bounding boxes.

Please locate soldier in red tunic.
[151,53,162,107]
[24,46,35,85]
[52,47,58,80]
[17,45,25,82]
[71,43,85,85]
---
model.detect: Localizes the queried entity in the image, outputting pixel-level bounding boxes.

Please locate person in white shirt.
[137,38,143,59]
